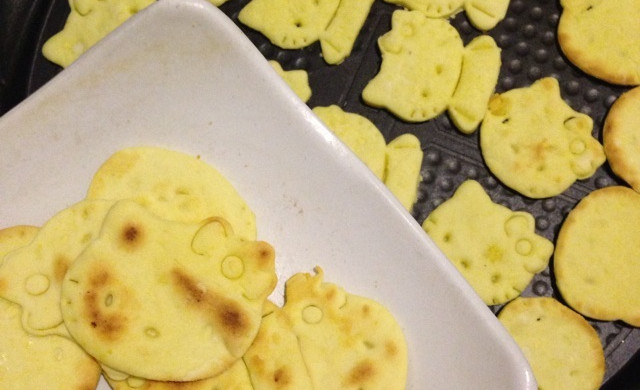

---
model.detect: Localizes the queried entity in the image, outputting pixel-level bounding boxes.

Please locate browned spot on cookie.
[82,265,127,341]
[219,303,245,335]
[0,277,7,295]
[347,359,376,385]
[273,366,291,386]
[385,340,399,357]
[171,268,251,339]
[324,287,337,301]
[361,304,371,318]
[254,242,275,268]
[54,255,71,282]
[119,222,144,250]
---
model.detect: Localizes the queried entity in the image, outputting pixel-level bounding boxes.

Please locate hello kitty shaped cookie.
[282,267,408,390]
[480,77,605,198]
[238,0,340,49]
[382,0,510,31]
[362,10,501,134]
[61,200,276,382]
[0,199,115,338]
[422,180,554,305]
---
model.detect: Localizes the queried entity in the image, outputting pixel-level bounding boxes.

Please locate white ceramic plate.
[0,0,536,388]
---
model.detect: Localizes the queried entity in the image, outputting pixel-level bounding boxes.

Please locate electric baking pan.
[0,0,638,388]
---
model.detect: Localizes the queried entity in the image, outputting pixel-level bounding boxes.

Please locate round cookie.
[87,146,257,241]
[557,0,640,85]
[555,186,640,326]
[0,226,102,390]
[603,86,640,192]
[498,297,605,390]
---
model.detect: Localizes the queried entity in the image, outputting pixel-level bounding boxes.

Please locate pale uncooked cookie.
[555,186,640,326]
[238,0,340,49]
[0,199,115,338]
[42,0,155,67]
[382,0,510,31]
[498,297,605,390]
[269,60,312,103]
[362,10,464,123]
[87,146,257,240]
[312,105,387,179]
[362,10,500,132]
[313,105,423,210]
[422,180,553,305]
[384,133,423,211]
[320,0,375,64]
[0,225,102,390]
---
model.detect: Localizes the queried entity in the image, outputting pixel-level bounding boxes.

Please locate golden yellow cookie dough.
[282,267,408,390]
[313,105,423,211]
[61,200,276,381]
[43,0,154,67]
[498,297,605,390]
[87,146,257,241]
[555,186,640,326]
[480,77,605,198]
[320,0,375,64]
[422,180,553,305]
[269,60,312,102]
[558,0,640,85]
[0,226,102,390]
[603,86,640,192]
[0,199,115,338]
[382,0,510,31]
[238,0,340,49]
[105,359,253,390]
[362,10,500,132]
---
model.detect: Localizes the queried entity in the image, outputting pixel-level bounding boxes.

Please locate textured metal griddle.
[1,0,639,388]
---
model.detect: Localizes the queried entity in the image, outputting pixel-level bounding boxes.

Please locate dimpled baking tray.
[0,0,638,388]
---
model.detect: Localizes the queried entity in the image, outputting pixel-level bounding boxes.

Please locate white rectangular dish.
[0,0,535,388]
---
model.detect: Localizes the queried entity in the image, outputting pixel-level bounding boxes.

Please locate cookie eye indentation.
[302,305,323,324]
